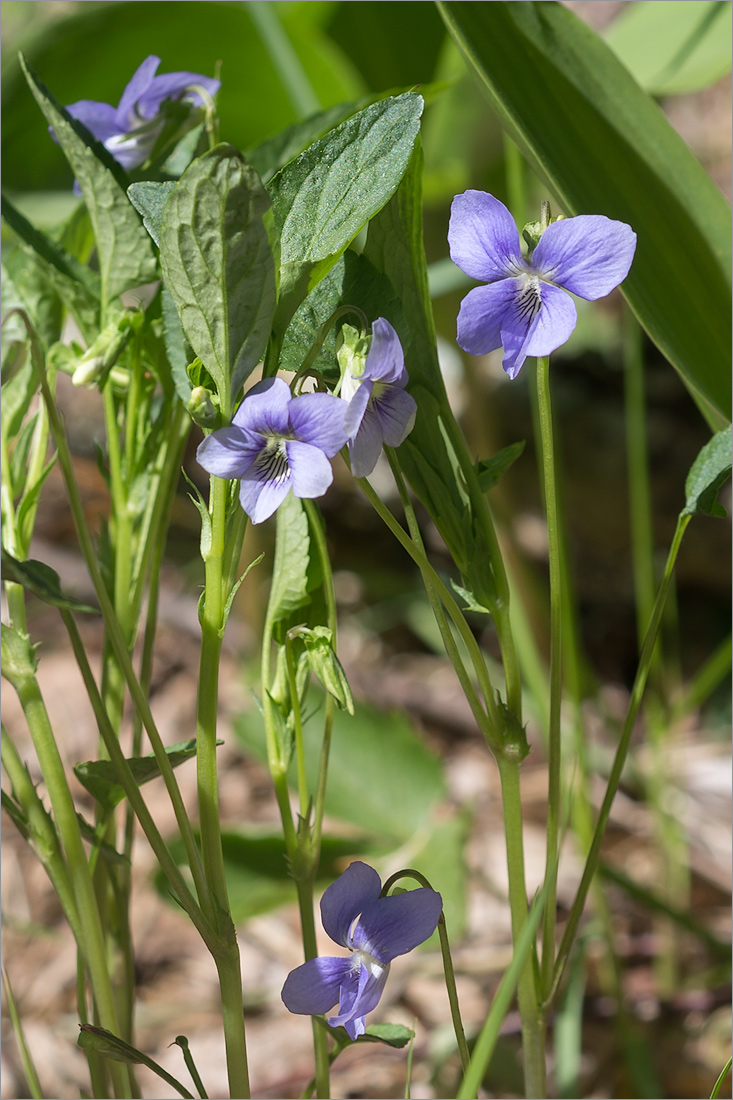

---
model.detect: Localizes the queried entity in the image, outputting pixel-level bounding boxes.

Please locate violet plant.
[1,10,730,1100]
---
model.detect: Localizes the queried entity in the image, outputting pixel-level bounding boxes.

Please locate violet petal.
[351,888,442,963]
[281,955,352,1015]
[374,387,417,448]
[364,319,406,384]
[115,56,160,127]
[328,957,389,1040]
[239,459,291,524]
[196,427,258,480]
[348,406,385,478]
[449,190,525,282]
[232,377,291,437]
[532,215,637,300]
[286,439,334,499]
[320,862,381,948]
[288,392,348,456]
[455,279,518,356]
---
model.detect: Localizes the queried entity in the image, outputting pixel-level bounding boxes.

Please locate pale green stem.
[535,355,563,997]
[2,967,44,1100]
[496,755,546,1098]
[196,471,251,1100]
[550,514,691,1003]
[17,310,210,918]
[9,669,131,1097]
[357,464,503,741]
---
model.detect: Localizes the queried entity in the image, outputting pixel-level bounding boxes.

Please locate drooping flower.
[448,190,637,379]
[340,318,417,477]
[62,55,220,171]
[196,377,348,524]
[281,861,442,1040]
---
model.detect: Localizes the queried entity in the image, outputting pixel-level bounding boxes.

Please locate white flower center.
[515,273,543,322]
[255,434,290,485]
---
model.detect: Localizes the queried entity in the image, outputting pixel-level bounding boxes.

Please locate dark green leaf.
[268,92,424,330]
[1,548,96,613]
[682,425,732,517]
[438,1,732,423]
[127,181,177,247]
[476,440,526,492]
[19,55,157,308]
[159,144,277,406]
[74,738,207,810]
[361,1023,415,1049]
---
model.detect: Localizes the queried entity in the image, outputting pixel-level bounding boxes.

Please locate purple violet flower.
[281,861,442,1040]
[448,190,637,379]
[196,377,348,524]
[341,318,417,477]
[63,55,220,171]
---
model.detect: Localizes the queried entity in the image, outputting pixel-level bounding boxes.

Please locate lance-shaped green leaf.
[266,492,312,634]
[78,1026,194,1099]
[682,424,732,517]
[159,144,277,409]
[268,92,424,333]
[74,738,210,811]
[437,1,732,424]
[19,55,156,310]
[1,549,96,614]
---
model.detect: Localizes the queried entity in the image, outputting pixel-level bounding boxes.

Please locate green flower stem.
[286,635,310,821]
[534,354,563,998]
[550,513,691,1004]
[197,472,251,1099]
[441,414,523,720]
[7,666,131,1098]
[623,311,656,647]
[382,869,469,1077]
[303,500,337,859]
[18,310,210,918]
[60,610,213,945]
[197,475,229,904]
[358,462,502,744]
[261,588,299,858]
[496,753,547,1098]
[302,499,340,1099]
[101,381,132,730]
[2,966,43,1100]
[1,729,83,945]
[17,368,52,556]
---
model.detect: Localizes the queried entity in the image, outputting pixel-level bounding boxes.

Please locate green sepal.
[1,623,39,686]
[295,625,355,714]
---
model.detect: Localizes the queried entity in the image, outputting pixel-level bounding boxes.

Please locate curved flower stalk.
[196,377,348,524]
[341,317,417,477]
[62,55,220,171]
[282,861,442,1040]
[448,190,637,379]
